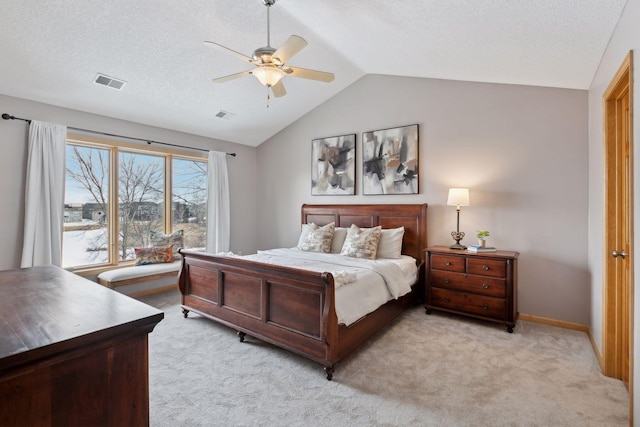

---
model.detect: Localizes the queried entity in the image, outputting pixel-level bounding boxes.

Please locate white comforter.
[238,248,418,326]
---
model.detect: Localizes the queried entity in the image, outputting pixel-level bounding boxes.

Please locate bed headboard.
[301,204,428,263]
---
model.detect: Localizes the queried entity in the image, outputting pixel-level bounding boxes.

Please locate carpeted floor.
[140,290,628,426]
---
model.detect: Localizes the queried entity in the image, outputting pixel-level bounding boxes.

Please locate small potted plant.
[476,230,490,247]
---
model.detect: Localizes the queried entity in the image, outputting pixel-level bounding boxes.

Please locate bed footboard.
[178,249,340,377]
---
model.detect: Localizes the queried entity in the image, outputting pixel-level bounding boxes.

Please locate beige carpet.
[141,290,628,426]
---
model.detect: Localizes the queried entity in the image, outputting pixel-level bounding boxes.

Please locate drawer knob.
[482,265,489,271]
[444,261,451,266]
[444,297,450,302]
[444,278,450,284]
[482,303,489,310]
[482,283,489,289]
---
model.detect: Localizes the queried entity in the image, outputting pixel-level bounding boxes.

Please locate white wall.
[257,74,589,324]
[0,94,259,270]
[587,0,639,422]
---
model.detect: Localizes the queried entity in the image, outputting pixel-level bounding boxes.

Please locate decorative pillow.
[150,230,184,259]
[340,225,382,259]
[330,227,348,253]
[296,223,319,248]
[376,227,405,259]
[134,245,174,266]
[299,222,335,253]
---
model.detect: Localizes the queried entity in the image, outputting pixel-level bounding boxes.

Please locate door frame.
[602,50,634,418]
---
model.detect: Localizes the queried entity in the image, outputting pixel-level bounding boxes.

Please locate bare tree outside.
[118,152,165,260]
[66,145,108,214]
[63,145,110,268]
[172,158,207,249]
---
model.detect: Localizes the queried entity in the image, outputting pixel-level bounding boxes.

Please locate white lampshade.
[252,66,285,87]
[447,188,470,207]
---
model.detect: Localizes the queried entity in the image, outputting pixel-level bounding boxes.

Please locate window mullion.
[165,155,172,234]
[109,147,119,265]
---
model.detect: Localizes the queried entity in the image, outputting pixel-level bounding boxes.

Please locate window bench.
[97,261,181,295]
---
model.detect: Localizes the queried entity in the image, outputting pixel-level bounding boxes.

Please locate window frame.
[65,134,208,275]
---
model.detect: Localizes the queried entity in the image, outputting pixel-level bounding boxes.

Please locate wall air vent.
[93,73,126,90]
[215,110,236,120]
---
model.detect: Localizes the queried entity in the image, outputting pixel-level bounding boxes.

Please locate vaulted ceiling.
[0,1,627,146]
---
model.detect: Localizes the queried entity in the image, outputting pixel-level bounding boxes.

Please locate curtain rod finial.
[2,113,13,120]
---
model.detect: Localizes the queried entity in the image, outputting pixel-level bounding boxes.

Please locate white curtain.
[206,151,230,253]
[21,121,67,267]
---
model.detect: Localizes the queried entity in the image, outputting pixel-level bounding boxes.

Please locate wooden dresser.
[0,265,164,426]
[425,246,519,332]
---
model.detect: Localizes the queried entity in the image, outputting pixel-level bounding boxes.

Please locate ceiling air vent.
[215,110,236,120]
[93,73,126,90]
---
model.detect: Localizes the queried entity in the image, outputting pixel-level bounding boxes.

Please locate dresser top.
[426,245,519,259]
[0,265,164,371]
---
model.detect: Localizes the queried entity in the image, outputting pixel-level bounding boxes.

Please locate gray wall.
[0,94,259,271]
[257,74,589,324]
[586,0,639,420]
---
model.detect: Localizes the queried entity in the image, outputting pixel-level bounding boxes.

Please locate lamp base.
[450,230,466,250]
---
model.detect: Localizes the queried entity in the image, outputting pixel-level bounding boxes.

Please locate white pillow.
[376,226,405,259]
[330,227,348,253]
[297,223,318,248]
[340,225,382,259]
[299,222,335,253]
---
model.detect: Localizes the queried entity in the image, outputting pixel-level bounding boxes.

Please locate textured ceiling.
[0,0,627,147]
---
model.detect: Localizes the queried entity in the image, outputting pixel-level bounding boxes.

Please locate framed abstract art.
[311,134,356,195]
[362,124,419,195]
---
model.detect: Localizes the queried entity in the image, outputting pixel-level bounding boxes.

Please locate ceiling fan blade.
[212,70,252,83]
[284,66,335,83]
[271,80,287,98]
[204,41,255,64]
[272,35,308,65]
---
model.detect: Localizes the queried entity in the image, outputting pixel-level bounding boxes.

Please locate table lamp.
[447,188,470,250]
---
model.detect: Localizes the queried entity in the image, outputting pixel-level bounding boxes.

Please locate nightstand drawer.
[430,270,506,298]
[467,258,507,278]
[430,254,465,273]
[431,288,506,320]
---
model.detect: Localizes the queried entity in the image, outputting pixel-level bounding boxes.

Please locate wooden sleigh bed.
[178,203,428,380]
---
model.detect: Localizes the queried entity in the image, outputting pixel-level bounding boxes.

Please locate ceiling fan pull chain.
[267,87,271,108]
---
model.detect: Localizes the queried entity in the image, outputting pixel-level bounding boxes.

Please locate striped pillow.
[134,245,174,265]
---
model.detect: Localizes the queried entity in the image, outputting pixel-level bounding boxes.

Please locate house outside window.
[62,136,208,271]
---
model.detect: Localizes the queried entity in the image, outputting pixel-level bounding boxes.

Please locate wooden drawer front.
[430,270,506,298]
[466,258,507,278]
[430,254,465,272]
[431,288,506,320]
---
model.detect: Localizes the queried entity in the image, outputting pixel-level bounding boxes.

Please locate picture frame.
[311,134,356,195]
[362,124,419,195]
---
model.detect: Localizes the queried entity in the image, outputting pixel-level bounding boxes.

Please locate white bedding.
[237,248,418,326]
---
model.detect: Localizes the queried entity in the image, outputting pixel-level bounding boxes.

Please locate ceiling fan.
[204,0,334,98]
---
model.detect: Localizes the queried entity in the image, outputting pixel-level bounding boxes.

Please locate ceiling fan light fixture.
[205,0,333,96]
[252,65,285,87]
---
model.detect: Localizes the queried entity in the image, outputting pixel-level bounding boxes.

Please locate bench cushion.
[98,261,181,284]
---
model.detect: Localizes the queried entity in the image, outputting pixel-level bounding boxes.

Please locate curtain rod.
[1,113,236,157]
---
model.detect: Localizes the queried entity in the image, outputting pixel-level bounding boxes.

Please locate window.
[63,144,110,268]
[118,151,165,261]
[62,137,207,270]
[172,158,208,249]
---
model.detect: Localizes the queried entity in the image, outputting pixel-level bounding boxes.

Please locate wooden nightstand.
[424,246,519,332]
